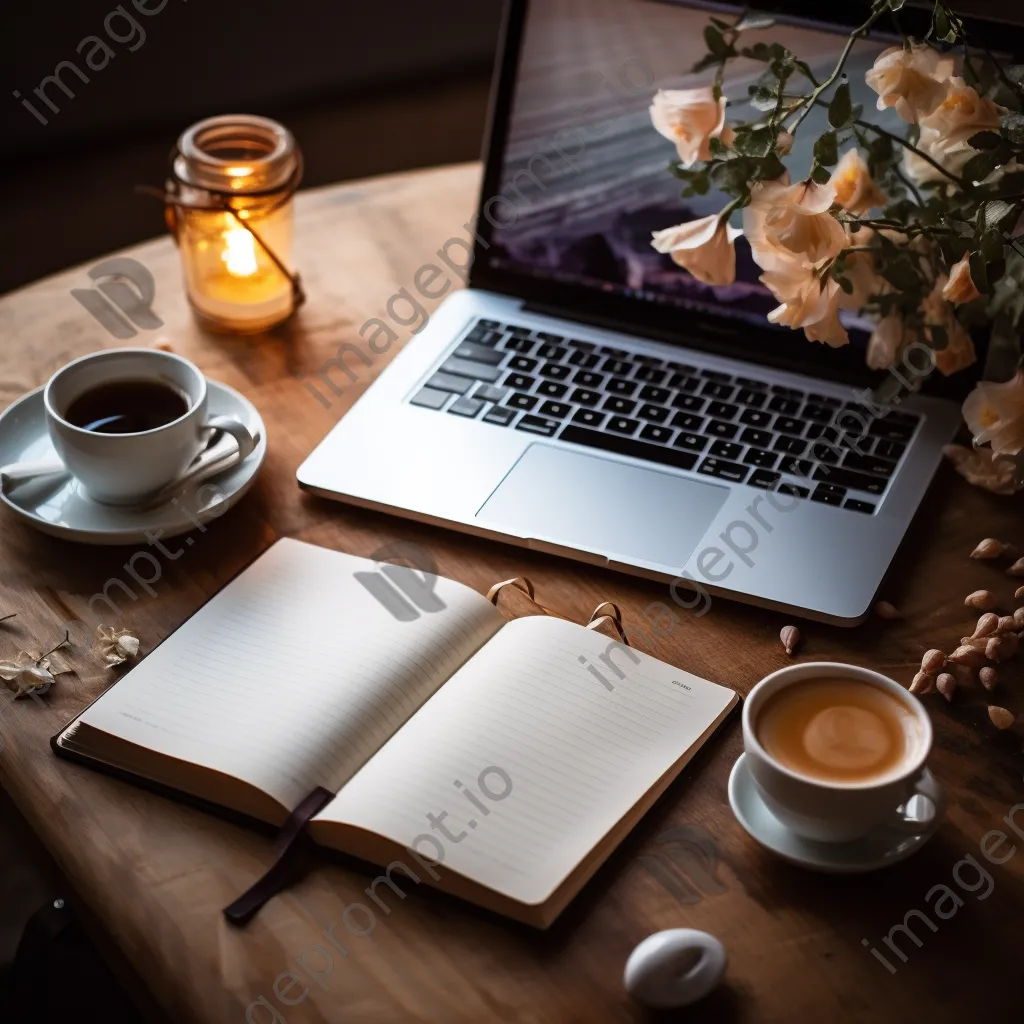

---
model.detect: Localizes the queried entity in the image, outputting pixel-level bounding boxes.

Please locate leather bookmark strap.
[223,786,334,927]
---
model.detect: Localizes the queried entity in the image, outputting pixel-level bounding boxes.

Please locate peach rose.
[866,314,908,370]
[942,254,981,305]
[865,43,956,124]
[963,371,1024,456]
[650,87,735,167]
[651,213,743,286]
[922,274,976,376]
[922,77,1001,149]
[743,179,846,275]
[764,272,849,347]
[830,150,886,216]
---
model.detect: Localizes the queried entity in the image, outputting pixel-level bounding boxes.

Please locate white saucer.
[728,753,940,874]
[0,380,266,545]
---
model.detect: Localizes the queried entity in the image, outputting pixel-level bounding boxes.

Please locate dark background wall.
[1,0,505,297]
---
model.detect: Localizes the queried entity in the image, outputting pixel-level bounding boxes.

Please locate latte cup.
[743,662,944,843]
[44,348,257,506]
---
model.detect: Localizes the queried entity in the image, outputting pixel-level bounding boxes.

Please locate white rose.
[865,43,956,124]
[651,213,742,286]
[650,87,735,167]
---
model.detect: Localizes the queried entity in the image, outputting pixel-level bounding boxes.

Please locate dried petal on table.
[94,625,141,667]
[988,706,1015,730]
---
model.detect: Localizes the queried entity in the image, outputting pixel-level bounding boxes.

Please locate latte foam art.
[801,706,892,772]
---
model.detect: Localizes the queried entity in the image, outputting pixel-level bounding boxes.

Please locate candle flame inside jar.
[221,226,258,277]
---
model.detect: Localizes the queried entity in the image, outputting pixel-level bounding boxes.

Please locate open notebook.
[54,539,737,928]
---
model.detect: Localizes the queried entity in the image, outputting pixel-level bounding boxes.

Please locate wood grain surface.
[1,163,1022,1024]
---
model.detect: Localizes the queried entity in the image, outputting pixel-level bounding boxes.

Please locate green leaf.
[828,82,852,129]
[962,151,998,183]
[982,231,1006,262]
[970,250,990,294]
[933,6,950,40]
[735,12,776,31]
[887,0,907,9]
[708,136,728,157]
[811,164,832,184]
[1001,111,1024,145]
[757,151,787,181]
[929,324,948,350]
[813,131,838,167]
[981,199,1014,231]
[969,130,1002,151]
[691,52,722,74]
[881,257,922,291]
[963,56,981,88]
[989,258,1007,284]
[837,275,854,295]
[734,125,774,157]
[709,16,731,30]
[704,25,732,57]
[691,172,710,196]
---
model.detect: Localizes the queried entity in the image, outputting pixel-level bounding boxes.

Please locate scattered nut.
[780,625,800,656]
[920,649,946,675]
[874,600,902,620]
[910,671,935,694]
[1007,558,1024,578]
[1016,585,1024,601]
[960,636,990,651]
[971,538,1013,559]
[986,633,1019,662]
[971,612,1000,639]
[979,666,998,691]
[936,673,957,701]
[988,706,1015,730]
[1014,607,1024,629]
[949,662,977,685]
[997,615,1017,634]
[965,590,996,611]
[948,644,987,668]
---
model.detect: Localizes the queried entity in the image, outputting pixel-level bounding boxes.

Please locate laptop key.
[780,483,810,498]
[845,499,876,513]
[504,372,535,390]
[507,393,538,411]
[536,331,564,343]
[600,345,629,357]
[698,457,749,483]
[812,466,886,494]
[639,385,671,403]
[802,403,834,422]
[869,418,916,441]
[710,440,743,460]
[774,435,807,454]
[560,425,699,472]
[702,381,735,400]
[874,438,906,461]
[426,371,473,395]
[607,378,638,396]
[736,388,767,408]
[572,408,606,427]
[808,442,840,464]
[701,369,732,382]
[672,393,705,412]
[504,337,535,353]
[707,401,739,420]
[410,386,450,410]
[706,419,739,439]
[666,361,697,374]
[739,408,772,427]
[602,358,631,375]
[748,469,781,489]
[843,452,898,477]
[604,396,637,415]
[473,383,506,402]
[455,341,505,365]
[640,424,673,444]
[779,456,814,476]
[774,415,804,435]
[507,356,538,373]
[744,448,778,469]
[571,388,601,406]
[669,374,700,392]
[771,384,805,398]
[635,366,667,384]
[439,357,503,383]
[638,404,670,423]
[540,363,571,380]
[608,416,640,435]
[740,427,772,447]
[568,350,600,368]
[449,396,484,418]
[466,329,502,347]
[574,370,604,387]
[768,396,800,415]
[483,405,516,426]
[477,319,500,329]
[735,377,768,389]
[539,401,571,419]
[537,380,568,398]
[507,325,531,337]
[516,414,559,437]
[811,485,845,506]
[537,343,567,361]
[671,411,704,431]
[567,339,595,350]
[674,432,708,452]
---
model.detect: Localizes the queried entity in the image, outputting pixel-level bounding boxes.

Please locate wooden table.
[1,163,1022,1024]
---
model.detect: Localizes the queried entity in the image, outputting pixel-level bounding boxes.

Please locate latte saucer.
[728,753,941,874]
[0,379,266,545]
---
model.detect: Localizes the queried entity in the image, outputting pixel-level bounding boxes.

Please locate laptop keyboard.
[409,318,921,514]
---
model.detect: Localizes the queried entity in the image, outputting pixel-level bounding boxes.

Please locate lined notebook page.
[315,615,736,906]
[77,538,504,811]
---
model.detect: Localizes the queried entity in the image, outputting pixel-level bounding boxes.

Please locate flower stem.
[36,630,70,666]
[851,118,966,189]
[0,613,16,624]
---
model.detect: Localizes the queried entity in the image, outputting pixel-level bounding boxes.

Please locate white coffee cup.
[742,661,944,843]
[44,348,257,506]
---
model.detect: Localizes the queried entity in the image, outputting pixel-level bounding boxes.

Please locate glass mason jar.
[170,114,301,334]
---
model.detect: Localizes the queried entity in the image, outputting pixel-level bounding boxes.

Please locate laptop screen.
[470,0,989,396]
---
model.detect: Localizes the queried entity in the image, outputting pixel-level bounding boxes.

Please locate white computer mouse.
[623,928,727,1009]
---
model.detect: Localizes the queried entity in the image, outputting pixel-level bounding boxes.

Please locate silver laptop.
[298,0,967,626]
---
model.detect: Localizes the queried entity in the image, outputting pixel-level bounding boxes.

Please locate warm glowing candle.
[169,115,301,334]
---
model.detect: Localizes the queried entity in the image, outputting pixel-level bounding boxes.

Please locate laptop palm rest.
[475,444,729,568]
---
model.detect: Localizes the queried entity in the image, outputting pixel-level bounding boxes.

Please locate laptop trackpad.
[476,444,729,568]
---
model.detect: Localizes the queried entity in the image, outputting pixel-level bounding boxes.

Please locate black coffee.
[65,380,190,434]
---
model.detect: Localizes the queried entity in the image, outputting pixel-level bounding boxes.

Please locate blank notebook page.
[316,615,736,906]
[77,538,504,811]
